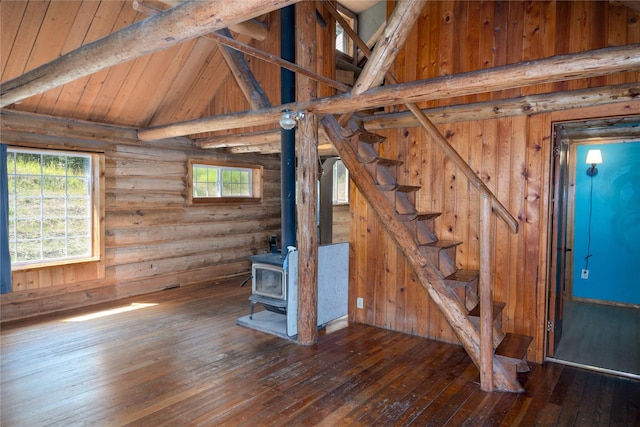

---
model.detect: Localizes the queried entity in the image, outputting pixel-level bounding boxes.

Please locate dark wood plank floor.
[2,278,639,426]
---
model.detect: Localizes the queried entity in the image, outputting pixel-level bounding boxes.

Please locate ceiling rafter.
[137,44,640,141]
[133,2,271,111]
[0,0,300,108]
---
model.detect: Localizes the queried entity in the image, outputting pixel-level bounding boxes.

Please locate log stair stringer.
[321,115,532,393]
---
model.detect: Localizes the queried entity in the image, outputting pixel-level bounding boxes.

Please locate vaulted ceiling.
[0,0,278,129]
[2,1,639,156]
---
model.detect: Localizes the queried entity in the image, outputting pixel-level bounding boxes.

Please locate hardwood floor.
[1,278,639,426]
[553,298,640,376]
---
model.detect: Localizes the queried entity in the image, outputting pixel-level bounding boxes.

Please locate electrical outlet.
[581,269,589,279]
[356,297,364,309]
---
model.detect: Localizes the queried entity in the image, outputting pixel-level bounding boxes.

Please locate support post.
[479,191,494,391]
[295,0,318,346]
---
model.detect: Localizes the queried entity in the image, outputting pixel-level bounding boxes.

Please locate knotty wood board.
[347,1,640,364]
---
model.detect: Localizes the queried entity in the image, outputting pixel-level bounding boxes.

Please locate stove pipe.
[280,5,296,252]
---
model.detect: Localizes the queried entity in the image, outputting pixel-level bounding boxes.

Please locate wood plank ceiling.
[0,0,266,130]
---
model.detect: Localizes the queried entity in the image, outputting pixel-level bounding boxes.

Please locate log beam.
[195,84,640,150]
[295,0,319,346]
[352,0,425,95]
[137,44,640,141]
[214,29,271,110]
[132,1,271,111]
[202,30,351,93]
[134,0,348,93]
[154,0,270,41]
[0,0,298,107]
[339,0,425,125]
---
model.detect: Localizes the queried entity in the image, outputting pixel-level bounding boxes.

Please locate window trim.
[335,5,357,59]
[8,147,104,271]
[188,160,263,205]
[332,159,349,205]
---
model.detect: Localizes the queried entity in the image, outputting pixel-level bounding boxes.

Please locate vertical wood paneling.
[37,0,102,116]
[349,1,639,363]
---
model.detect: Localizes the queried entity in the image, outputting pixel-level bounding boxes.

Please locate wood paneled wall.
[1,110,282,321]
[350,1,640,363]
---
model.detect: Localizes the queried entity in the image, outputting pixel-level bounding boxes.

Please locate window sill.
[190,197,263,205]
[11,256,101,272]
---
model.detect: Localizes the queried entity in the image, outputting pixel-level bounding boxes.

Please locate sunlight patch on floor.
[64,303,158,322]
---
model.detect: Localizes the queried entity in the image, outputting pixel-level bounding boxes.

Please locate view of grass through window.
[7,149,92,265]
[192,164,251,198]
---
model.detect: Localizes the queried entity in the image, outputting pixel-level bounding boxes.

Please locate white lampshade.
[585,149,603,165]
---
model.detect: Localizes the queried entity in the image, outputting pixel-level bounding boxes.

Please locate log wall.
[350,0,640,363]
[1,110,282,321]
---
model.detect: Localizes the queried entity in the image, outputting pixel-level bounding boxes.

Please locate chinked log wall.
[347,0,640,364]
[0,110,282,321]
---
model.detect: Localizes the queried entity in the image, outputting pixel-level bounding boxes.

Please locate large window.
[7,148,101,267]
[189,161,262,204]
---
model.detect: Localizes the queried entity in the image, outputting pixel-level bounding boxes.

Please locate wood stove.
[248,253,288,319]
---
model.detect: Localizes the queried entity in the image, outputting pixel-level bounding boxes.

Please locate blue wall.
[572,141,640,305]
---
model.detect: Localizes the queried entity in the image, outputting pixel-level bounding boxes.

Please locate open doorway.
[547,116,640,378]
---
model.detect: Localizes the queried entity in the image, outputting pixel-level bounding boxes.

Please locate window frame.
[7,146,104,271]
[335,6,357,59]
[188,160,263,205]
[332,159,349,205]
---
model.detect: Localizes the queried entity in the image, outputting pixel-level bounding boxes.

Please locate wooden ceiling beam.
[216,28,271,110]
[338,0,425,125]
[195,83,640,150]
[134,2,270,110]
[0,0,298,108]
[138,44,640,141]
[202,30,351,93]
[154,0,270,41]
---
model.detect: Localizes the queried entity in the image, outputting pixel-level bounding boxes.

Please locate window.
[332,160,349,204]
[7,148,101,267]
[189,161,262,204]
[335,8,356,58]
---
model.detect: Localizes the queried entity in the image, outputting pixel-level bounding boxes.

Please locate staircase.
[321,115,533,393]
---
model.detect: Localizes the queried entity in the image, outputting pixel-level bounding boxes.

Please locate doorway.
[546,116,640,378]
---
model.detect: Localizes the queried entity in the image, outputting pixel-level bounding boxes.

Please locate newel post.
[479,191,494,391]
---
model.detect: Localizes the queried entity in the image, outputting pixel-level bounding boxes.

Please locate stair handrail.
[407,105,519,234]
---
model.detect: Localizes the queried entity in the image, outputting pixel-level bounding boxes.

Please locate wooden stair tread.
[377,184,421,193]
[495,333,533,361]
[445,269,479,284]
[376,157,403,166]
[468,301,505,319]
[357,130,386,144]
[396,212,441,222]
[359,156,403,166]
[421,240,463,250]
[396,184,421,193]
